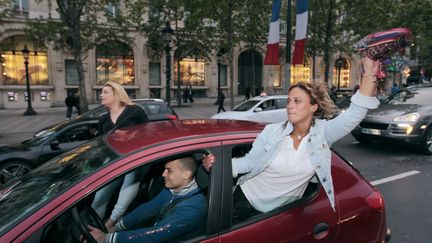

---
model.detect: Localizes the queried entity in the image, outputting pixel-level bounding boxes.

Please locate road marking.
[370,170,421,186]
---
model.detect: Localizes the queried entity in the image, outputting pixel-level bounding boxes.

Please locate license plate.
[361,128,381,135]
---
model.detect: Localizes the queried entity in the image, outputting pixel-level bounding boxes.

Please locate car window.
[56,124,98,143]
[0,138,118,235]
[230,144,319,225]
[79,106,107,118]
[258,100,276,111]
[34,152,209,243]
[384,88,432,105]
[232,100,260,111]
[143,104,163,115]
[275,98,288,109]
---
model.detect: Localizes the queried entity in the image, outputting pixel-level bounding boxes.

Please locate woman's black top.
[98,105,149,135]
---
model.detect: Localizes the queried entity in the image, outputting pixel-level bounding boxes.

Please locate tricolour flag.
[292,0,309,65]
[264,0,282,65]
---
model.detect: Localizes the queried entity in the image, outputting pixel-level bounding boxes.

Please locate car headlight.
[393,112,419,122]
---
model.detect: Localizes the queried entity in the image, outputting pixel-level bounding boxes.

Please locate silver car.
[351,85,432,154]
[211,95,288,123]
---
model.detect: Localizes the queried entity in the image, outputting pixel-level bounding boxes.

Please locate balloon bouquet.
[353,28,412,81]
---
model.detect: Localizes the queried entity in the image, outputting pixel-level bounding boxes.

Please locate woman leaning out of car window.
[203,56,380,215]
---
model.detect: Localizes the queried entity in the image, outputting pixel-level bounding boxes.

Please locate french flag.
[264,0,282,65]
[292,0,309,65]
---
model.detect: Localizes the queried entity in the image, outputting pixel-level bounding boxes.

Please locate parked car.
[0,99,178,184]
[0,120,390,242]
[352,85,432,154]
[211,95,288,123]
[0,118,98,184]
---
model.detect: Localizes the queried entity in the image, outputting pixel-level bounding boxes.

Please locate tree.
[24,0,132,113]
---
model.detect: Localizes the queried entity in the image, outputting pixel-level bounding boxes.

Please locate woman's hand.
[359,56,380,97]
[202,154,215,172]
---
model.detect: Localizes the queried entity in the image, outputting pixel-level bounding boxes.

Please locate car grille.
[359,122,389,130]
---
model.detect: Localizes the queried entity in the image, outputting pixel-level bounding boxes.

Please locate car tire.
[420,126,432,155]
[0,161,33,184]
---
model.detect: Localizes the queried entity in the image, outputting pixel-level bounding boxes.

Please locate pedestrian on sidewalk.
[65,92,76,119]
[243,86,251,101]
[217,91,226,113]
[73,91,81,115]
[187,85,194,103]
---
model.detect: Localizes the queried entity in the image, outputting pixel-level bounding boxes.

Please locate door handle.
[313,222,329,240]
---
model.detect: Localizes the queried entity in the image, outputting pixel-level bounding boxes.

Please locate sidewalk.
[0,96,244,145]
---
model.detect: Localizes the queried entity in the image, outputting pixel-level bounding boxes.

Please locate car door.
[39,122,98,162]
[217,140,340,243]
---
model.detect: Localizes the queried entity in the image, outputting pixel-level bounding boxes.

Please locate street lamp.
[162,22,173,105]
[335,56,344,91]
[22,45,37,116]
[216,52,223,103]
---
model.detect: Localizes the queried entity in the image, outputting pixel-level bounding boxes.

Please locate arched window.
[173,49,205,86]
[333,57,350,89]
[96,41,134,85]
[0,36,48,85]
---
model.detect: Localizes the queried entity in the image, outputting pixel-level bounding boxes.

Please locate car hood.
[211,111,250,120]
[365,104,430,121]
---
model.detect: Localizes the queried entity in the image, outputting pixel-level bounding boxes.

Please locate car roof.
[249,95,288,101]
[106,119,265,154]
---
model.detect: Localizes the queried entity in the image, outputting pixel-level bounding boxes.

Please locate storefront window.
[149,62,161,85]
[333,58,350,89]
[96,41,134,85]
[173,58,205,86]
[290,57,311,85]
[1,38,48,85]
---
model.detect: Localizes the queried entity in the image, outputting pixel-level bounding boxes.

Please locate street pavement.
[0,96,244,146]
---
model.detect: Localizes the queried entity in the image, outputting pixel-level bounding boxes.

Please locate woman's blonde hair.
[289,82,337,120]
[104,81,133,106]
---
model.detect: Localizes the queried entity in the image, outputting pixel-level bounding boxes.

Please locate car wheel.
[420,126,432,154]
[0,161,33,184]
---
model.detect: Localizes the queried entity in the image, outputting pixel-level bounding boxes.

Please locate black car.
[0,119,99,184]
[352,85,432,154]
[0,99,178,184]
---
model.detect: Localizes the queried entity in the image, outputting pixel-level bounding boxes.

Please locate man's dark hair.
[177,156,197,175]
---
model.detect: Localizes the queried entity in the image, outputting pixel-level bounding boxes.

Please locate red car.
[0,120,390,242]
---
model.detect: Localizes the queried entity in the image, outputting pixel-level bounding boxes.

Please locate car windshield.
[22,122,67,145]
[0,138,119,235]
[233,100,260,111]
[383,88,432,105]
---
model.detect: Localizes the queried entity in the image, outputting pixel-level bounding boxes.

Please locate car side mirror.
[254,107,263,112]
[50,140,60,150]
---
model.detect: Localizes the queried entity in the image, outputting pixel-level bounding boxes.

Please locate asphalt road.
[333,135,432,243]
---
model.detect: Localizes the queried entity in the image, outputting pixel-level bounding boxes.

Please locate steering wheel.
[71,205,107,243]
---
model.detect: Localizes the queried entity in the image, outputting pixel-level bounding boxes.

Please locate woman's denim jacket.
[232,91,379,211]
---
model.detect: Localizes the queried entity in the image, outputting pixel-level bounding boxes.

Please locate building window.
[14,0,29,13]
[220,64,227,86]
[96,41,134,85]
[149,63,161,85]
[270,65,282,87]
[65,60,79,85]
[290,57,311,85]
[333,58,350,89]
[173,58,205,86]
[1,40,48,85]
[106,1,119,17]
